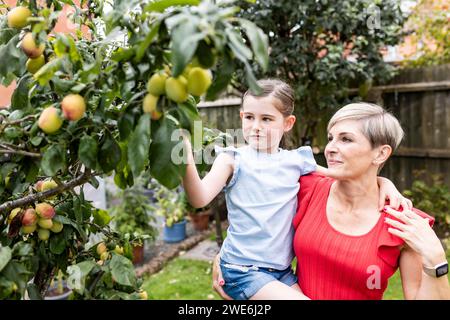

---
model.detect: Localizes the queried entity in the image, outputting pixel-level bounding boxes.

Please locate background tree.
[401,0,449,67]
[0,0,268,299]
[233,0,406,147]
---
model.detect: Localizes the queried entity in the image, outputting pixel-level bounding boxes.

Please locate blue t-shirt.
[215,145,317,270]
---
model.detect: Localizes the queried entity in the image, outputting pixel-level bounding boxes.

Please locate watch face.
[437,264,449,277]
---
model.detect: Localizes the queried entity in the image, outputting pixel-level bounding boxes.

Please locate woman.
[213,103,450,299]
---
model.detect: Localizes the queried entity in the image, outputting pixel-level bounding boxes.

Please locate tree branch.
[0,169,93,215]
[0,149,41,158]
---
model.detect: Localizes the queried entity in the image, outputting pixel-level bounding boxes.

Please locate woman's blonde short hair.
[327,103,404,151]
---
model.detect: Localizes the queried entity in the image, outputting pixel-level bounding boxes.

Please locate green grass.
[142,250,450,300]
[383,270,403,300]
[142,258,221,300]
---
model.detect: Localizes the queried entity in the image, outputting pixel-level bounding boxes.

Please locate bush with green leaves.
[0,0,268,299]
[403,170,450,239]
[110,179,158,239]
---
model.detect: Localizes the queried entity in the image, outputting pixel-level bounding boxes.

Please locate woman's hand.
[383,206,446,266]
[378,177,413,211]
[212,254,233,300]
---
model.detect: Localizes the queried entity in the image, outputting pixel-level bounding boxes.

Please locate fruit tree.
[0,0,268,299]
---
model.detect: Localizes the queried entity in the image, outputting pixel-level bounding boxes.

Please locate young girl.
[182,79,410,300]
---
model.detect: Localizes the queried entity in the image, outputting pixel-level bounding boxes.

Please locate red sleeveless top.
[293,173,434,300]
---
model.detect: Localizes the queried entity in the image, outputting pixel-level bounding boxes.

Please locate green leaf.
[171,20,205,77]
[134,22,160,63]
[66,261,97,294]
[206,53,234,101]
[128,114,151,178]
[118,112,135,141]
[238,19,269,71]
[145,0,200,13]
[0,17,19,43]
[98,131,121,173]
[226,27,253,61]
[78,135,98,169]
[49,233,66,255]
[93,209,111,227]
[11,76,30,110]
[33,58,63,86]
[0,34,26,86]
[12,242,33,257]
[0,246,12,272]
[26,283,43,300]
[149,117,185,189]
[110,254,136,287]
[41,144,67,176]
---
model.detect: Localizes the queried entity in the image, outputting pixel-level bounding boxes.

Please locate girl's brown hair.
[242,79,294,117]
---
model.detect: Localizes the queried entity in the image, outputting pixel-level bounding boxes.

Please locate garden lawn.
[142,249,450,300]
[142,258,221,300]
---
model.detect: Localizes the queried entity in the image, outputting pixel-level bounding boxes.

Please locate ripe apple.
[38,107,63,134]
[7,6,31,29]
[42,179,58,191]
[26,55,45,74]
[61,94,86,121]
[21,32,45,59]
[35,203,56,219]
[22,208,38,226]
[38,228,50,241]
[21,224,37,234]
[96,242,107,255]
[187,67,212,96]
[142,93,158,114]
[50,221,63,233]
[38,218,53,229]
[147,72,168,96]
[165,76,188,103]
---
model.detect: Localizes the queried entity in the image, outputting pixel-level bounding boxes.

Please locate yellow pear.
[165,76,188,103]
[187,67,212,96]
[26,55,45,74]
[147,72,168,96]
[7,6,31,29]
[142,94,158,114]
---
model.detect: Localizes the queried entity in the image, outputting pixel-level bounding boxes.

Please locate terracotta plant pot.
[132,244,144,265]
[189,209,211,231]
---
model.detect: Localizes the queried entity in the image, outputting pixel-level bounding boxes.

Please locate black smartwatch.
[423,261,449,278]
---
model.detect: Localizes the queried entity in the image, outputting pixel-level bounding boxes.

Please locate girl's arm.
[315,165,329,176]
[377,177,413,211]
[315,165,412,211]
[182,138,234,208]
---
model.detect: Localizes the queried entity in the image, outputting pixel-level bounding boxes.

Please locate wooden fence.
[198,64,450,191]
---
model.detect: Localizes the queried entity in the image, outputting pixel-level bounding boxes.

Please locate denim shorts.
[219,258,298,300]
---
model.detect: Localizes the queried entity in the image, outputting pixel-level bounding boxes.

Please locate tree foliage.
[0,0,267,299]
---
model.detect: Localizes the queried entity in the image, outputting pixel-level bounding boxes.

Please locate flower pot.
[132,244,145,265]
[189,209,211,231]
[44,280,72,300]
[163,219,187,243]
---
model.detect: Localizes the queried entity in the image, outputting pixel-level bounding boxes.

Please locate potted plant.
[149,179,187,243]
[109,183,158,264]
[180,191,211,231]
